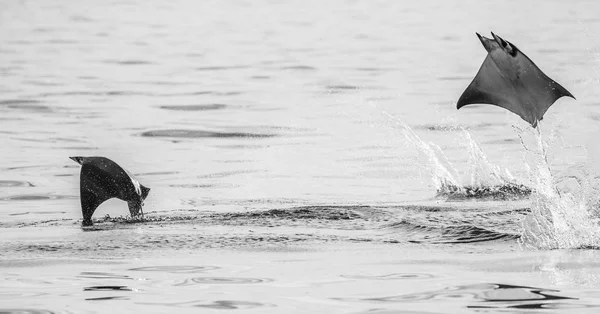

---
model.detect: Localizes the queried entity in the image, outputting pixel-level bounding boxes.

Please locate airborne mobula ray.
[457,32,574,127]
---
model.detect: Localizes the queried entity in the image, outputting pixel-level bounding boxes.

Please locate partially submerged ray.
[70,156,150,226]
[457,32,575,127]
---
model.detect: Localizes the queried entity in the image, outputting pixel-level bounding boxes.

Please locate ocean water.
[2,0,600,313]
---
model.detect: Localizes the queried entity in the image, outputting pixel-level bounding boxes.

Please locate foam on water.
[520,127,600,249]
[383,112,526,199]
[383,112,600,249]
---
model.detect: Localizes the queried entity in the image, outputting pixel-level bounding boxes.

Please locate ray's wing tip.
[69,156,82,165]
[456,90,472,110]
[475,32,484,43]
[456,97,468,110]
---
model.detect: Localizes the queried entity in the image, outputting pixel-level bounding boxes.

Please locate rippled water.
[2,0,600,313]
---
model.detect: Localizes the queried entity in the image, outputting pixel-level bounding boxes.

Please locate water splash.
[383,112,526,198]
[520,127,600,249]
[461,130,516,187]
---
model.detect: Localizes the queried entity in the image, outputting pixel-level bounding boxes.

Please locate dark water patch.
[84,286,132,291]
[11,137,52,143]
[2,103,52,112]
[255,125,315,132]
[190,300,269,309]
[33,91,145,97]
[220,206,365,221]
[52,146,98,150]
[0,99,41,105]
[159,104,227,111]
[9,212,29,216]
[103,59,153,65]
[169,184,214,188]
[280,65,316,71]
[483,138,519,145]
[23,80,64,87]
[355,67,393,72]
[13,136,85,144]
[441,35,458,41]
[469,303,599,310]
[132,80,193,86]
[217,159,255,163]
[251,75,270,79]
[1,194,76,201]
[0,310,56,314]
[198,169,264,178]
[139,129,275,139]
[0,180,34,187]
[142,300,269,309]
[335,283,575,306]
[86,296,129,301]
[195,65,249,71]
[78,272,132,280]
[10,211,66,216]
[33,27,55,33]
[327,85,359,91]
[385,206,528,244]
[342,273,435,280]
[390,220,518,244]
[413,124,463,132]
[210,91,243,96]
[16,244,66,252]
[175,277,272,286]
[437,183,531,201]
[128,265,219,273]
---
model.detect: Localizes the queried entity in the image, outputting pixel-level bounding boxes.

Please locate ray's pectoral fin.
[80,183,112,226]
[457,55,538,125]
[458,32,575,128]
[79,164,114,226]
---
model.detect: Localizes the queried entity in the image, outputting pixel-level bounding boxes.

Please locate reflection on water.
[141,300,271,309]
[83,286,132,291]
[175,277,273,286]
[78,272,132,280]
[139,129,276,139]
[337,283,597,310]
[342,273,436,280]
[128,266,219,273]
[159,104,228,111]
[0,181,34,187]
[85,296,129,301]
[1,195,76,201]
[353,310,442,314]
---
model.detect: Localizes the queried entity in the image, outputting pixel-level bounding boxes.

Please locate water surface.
[2,0,600,313]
